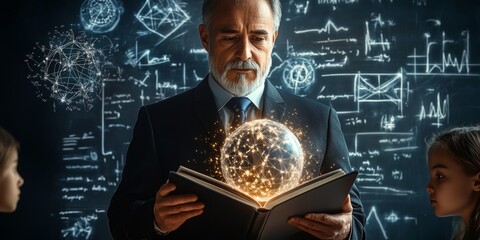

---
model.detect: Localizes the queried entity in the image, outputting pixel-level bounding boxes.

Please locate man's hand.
[153,182,205,232]
[287,194,353,240]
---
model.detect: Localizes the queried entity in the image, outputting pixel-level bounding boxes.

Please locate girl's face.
[0,148,24,212]
[426,148,478,220]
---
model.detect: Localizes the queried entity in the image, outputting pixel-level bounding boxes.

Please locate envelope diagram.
[355,73,403,106]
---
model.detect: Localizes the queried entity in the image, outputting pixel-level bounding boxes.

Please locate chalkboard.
[1,0,479,239]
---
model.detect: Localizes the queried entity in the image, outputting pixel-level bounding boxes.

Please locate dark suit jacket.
[107,77,366,240]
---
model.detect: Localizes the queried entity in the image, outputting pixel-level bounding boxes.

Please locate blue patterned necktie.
[226,97,252,131]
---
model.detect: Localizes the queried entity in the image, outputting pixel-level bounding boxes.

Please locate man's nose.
[236,36,252,61]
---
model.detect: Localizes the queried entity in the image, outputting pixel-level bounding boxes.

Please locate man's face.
[199,0,278,96]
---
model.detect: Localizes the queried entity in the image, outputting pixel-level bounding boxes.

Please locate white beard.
[209,57,272,96]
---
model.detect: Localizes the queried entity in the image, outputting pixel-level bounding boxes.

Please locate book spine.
[246,210,270,240]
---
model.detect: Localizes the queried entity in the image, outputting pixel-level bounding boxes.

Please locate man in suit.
[107,0,366,239]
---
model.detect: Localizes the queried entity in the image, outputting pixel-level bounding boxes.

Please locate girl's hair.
[427,126,480,240]
[0,126,19,168]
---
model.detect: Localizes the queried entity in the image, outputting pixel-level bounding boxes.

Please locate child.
[426,126,480,240]
[0,126,24,213]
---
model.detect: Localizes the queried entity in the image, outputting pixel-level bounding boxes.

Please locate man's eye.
[224,37,237,41]
[253,37,266,41]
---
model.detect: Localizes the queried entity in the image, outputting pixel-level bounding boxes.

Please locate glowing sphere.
[221,119,304,203]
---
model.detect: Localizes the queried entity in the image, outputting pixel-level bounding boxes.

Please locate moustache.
[225,60,260,71]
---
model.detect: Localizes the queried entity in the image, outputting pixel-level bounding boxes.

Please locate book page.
[176,166,262,208]
[263,168,345,209]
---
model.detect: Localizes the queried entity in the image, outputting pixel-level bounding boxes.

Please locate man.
[107,0,366,239]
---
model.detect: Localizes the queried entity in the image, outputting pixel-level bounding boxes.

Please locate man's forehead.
[216,20,273,30]
[210,14,274,33]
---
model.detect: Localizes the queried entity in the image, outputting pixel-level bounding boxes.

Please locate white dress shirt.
[208,74,264,135]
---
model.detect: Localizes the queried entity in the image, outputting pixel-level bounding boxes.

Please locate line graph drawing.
[294,20,349,34]
[125,41,170,67]
[366,206,388,239]
[407,29,480,76]
[365,14,394,62]
[418,93,449,127]
[292,20,356,69]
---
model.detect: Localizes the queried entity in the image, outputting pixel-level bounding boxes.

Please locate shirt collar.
[208,74,264,111]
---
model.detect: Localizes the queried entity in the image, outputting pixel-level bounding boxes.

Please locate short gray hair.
[202,0,282,30]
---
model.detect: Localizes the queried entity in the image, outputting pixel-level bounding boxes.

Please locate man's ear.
[199,24,209,51]
[272,30,279,45]
[473,172,480,192]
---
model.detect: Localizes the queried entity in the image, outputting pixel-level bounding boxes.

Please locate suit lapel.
[262,80,286,122]
[192,78,225,139]
[191,77,226,179]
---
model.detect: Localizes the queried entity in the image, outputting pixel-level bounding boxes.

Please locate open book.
[168,165,358,240]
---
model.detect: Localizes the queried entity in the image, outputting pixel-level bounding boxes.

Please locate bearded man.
[108,0,366,239]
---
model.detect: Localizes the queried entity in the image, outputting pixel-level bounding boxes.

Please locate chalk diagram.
[135,0,190,44]
[19,1,478,239]
[407,26,480,76]
[80,0,124,33]
[61,212,97,239]
[282,57,316,95]
[26,29,115,111]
